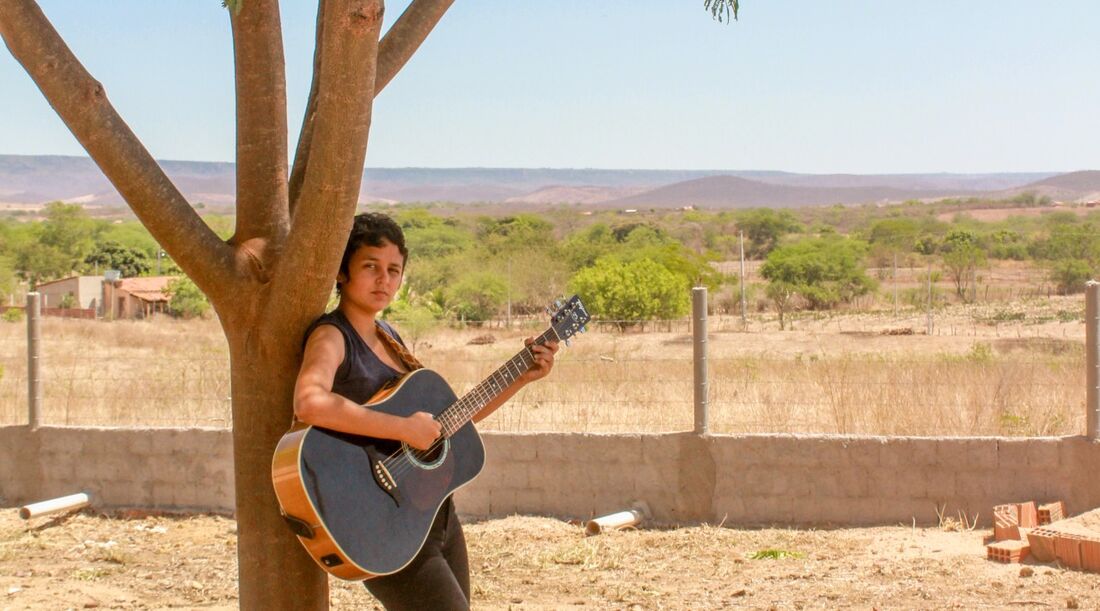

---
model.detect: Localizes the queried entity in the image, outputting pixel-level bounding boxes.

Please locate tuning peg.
[554,298,564,309]
[579,325,587,333]
[564,338,572,347]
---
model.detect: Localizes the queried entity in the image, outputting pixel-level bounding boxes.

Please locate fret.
[437,325,564,439]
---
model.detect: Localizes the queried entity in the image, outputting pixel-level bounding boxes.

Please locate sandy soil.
[2,509,1098,610]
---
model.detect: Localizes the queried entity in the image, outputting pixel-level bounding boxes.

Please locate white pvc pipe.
[19,493,90,519]
[585,508,644,536]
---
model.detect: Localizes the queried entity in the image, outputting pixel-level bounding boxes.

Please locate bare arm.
[294,325,441,449]
[473,339,559,423]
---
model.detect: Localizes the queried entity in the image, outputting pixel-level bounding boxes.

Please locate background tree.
[166,276,212,319]
[569,257,688,330]
[939,229,987,300]
[1050,258,1094,295]
[760,237,876,322]
[84,241,153,277]
[735,208,803,258]
[444,270,508,322]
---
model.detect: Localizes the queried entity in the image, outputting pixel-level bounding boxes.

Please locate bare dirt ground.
[2,509,1099,610]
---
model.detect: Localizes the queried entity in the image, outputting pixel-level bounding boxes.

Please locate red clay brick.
[994,504,1020,541]
[987,540,1030,563]
[1081,539,1100,573]
[1055,534,1083,569]
[1038,501,1066,525]
[1027,528,1058,562]
[1018,501,1038,528]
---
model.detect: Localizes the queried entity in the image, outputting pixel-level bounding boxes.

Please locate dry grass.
[0,296,1087,436]
[0,317,230,427]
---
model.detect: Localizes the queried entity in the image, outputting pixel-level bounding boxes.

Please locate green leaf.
[704,0,739,23]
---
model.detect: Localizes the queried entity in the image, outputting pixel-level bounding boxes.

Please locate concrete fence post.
[26,292,42,430]
[692,287,709,435]
[1087,281,1099,440]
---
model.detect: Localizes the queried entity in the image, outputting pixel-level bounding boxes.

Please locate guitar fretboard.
[437,327,560,438]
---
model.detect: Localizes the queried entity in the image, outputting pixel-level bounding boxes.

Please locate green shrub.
[166,277,211,319]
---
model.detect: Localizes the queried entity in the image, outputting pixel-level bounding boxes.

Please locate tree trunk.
[227,326,328,610]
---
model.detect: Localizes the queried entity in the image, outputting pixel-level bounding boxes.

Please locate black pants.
[364,498,470,610]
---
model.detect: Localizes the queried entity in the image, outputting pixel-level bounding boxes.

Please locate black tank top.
[303,310,408,404]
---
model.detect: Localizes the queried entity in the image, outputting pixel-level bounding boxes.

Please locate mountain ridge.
[2,154,1092,210]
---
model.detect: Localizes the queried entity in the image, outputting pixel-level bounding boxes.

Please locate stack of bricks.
[1028,506,1100,572]
[987,501,1100,572]
[987,501,1038,564]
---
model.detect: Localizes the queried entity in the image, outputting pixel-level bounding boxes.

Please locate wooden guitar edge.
[271,425,380,581]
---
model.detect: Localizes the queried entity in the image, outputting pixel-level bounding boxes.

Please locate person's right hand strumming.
[402,411,442,450]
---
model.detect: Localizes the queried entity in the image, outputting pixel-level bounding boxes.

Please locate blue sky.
[1,1,1098,173]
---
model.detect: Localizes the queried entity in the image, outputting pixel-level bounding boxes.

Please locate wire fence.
[0,292,1092,437]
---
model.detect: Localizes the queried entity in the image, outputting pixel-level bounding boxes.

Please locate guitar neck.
[438,327,560,437]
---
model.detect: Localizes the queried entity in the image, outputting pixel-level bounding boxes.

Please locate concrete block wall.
[457,433,1100,526]
[0,426,234,513]
[2,426,1099,527]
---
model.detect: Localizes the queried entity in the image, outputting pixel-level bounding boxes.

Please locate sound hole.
[403,439,449,470]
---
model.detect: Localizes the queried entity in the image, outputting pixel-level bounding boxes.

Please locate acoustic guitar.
[271,295,590,580]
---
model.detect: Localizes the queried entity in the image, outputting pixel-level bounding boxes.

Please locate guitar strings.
[379,337,550,481]
[381,345,538,479]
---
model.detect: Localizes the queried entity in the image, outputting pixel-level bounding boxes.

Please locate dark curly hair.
[337,213,408,293]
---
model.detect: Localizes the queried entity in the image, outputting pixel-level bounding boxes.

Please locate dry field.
[934,206,1095,222]
[0,295,1088,436]
[3,508,1100,610]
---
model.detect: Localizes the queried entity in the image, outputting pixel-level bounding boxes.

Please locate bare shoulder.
[302,323,345,367]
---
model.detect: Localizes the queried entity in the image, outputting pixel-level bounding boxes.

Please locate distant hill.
[602,175,962,209]
[747,172,1054,192]
[0,155,237,208]
[503,185,647,204]
[0,154,1085,210]
[994,170,1100,203]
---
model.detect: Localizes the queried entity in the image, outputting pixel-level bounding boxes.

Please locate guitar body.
[271,368,485,580]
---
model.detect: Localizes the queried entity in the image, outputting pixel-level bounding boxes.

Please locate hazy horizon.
[2,2,1098,174]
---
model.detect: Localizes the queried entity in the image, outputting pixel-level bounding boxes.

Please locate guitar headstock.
[548,295,590,343]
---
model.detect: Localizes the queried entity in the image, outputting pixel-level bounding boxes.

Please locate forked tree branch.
[230,0,290,257]
[269,0,386,328]
[375,0,454,93]
[287,0,327,218]
[0,0,236,302]
[288,0,452,213]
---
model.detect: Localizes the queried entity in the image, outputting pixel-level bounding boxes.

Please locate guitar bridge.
[365,446,402,507]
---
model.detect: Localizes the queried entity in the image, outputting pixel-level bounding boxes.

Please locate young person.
[293,212,558,610]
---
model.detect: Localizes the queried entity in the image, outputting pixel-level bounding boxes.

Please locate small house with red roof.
[103,276,175,319]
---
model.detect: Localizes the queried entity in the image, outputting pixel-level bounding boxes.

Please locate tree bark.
[288,0,454,213]
[230,0,290,255]
[269,0,386,331]
[229,331,329,610]
[375,0,454,93]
